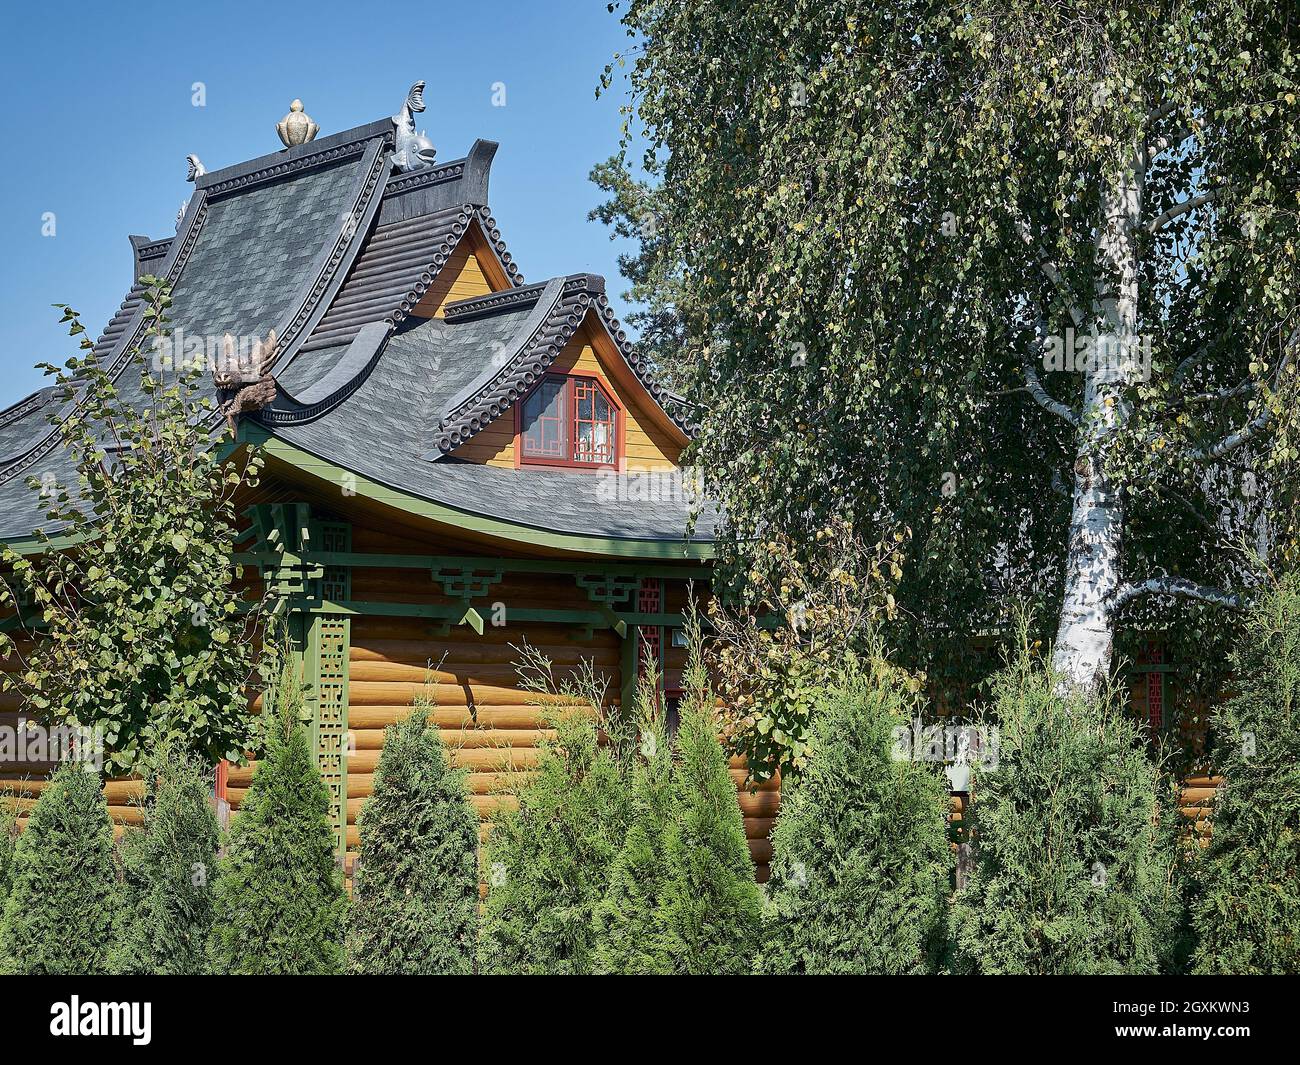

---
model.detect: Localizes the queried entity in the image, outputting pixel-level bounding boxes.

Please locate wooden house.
[0,89,779,879]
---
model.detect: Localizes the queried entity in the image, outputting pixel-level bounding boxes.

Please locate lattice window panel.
[320,521,351,601]
[312,616,351,849]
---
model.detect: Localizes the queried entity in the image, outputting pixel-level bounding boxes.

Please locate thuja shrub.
[756,658,953,974]
[592,675,674,975]
[0,760,120,975]
[948,642,1181,974]
[347,690,479,975]
[207,661,346,975]
[658,620,762,974]
[111,745,221,975]
[1192,573,1300,974]
[479,706,630,975]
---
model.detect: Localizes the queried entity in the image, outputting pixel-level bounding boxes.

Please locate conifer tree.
[347,690,479,975]
[659,621,762,974]
[208,659,346,975]
[948,639,1180,974]
[756,660,953,974]
[1192,573,1300,974]
[0,797,16,910]
[110,745,221,974]
[479,706,630,975]
[592,672,674,974]
[0,760,120,974]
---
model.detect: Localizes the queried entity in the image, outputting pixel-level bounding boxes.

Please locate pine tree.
[110,745,221,974]
[347,692,479,975]
[592,674,674,974]
[1191,573,1300,974]
[948,641,1180,974]
[756,661,953,974]
[0,760,120,974]
[208,660,346,975]
[479,708,630,975]
[658,625,762,974]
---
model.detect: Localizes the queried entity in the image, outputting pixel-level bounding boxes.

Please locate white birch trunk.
[1051,153,1144,692]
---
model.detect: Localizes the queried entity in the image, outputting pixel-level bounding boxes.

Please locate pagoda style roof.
[0,101,711,554]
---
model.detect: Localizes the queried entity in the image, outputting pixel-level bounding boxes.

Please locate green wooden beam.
[234,550,710,582]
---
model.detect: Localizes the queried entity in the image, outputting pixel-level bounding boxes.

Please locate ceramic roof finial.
[277,99,320,148]
[392,80,436,172]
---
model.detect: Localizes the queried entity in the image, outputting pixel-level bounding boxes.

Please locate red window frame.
[515,372,622,469]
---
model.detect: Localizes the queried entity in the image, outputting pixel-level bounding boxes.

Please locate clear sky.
[0,0,639,407]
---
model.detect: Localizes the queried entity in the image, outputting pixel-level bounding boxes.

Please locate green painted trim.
[236,550,709,581]
[244,424,714,561]
[283,597,690,630]
[0,530,96,556]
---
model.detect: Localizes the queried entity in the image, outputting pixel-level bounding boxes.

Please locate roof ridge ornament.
[391,80,436,173]
[186,155,206,182]
[277,99,320,148]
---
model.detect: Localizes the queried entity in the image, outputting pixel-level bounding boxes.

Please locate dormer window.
[518,373,620,468]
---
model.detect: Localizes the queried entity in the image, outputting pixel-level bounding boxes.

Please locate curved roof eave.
[247,424,714,561]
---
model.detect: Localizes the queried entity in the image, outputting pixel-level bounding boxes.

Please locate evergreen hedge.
[948,645,1180,974]
[208,661,347,975]
[0,760,120,974]
[110,746,221,974]
[756,661,953,974]
[347,694,480,974]
[1192,573,1300,974]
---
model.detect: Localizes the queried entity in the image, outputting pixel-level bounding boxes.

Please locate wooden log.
[737,790,781,817]
[1180,787,1219,804]
[348,680,571,708]
[346,705,553,730]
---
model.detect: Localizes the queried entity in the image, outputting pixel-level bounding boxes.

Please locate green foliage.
[1191,572,1300,973]
[949,641,1181,974]
[208,659,346,975]
[756,661,953,974]
[347,691,480,975]
[0,761,120,974]
[0,796,16,910]
[711,518,911,784]
[659,619,762,974]
[606,0,1300,694]
[110,745,220,975]
[587,156,687,391]
[0,283,272,774]
[592,674,675,975]
[479,707,631,975]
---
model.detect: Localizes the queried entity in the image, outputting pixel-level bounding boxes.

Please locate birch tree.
[608,0,1300,693]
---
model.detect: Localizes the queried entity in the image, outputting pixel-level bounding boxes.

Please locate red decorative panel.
[1143,641,1164,730]
[637,578,662,695]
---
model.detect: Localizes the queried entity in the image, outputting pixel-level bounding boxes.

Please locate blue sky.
[0,0,640,406]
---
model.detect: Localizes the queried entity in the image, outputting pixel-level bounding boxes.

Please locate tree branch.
[1110,576,1243,613]
[1145,188,1227,234]
[1022,320,1081,428]
[1186,326,1298,462]
[1014,218,1084,329]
